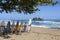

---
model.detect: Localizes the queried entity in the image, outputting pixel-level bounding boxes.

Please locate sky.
[0,0,60,20]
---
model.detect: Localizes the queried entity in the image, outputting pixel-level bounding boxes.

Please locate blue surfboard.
[6,21,11,33]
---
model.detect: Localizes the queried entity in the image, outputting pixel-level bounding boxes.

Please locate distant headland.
[32,17,43,21]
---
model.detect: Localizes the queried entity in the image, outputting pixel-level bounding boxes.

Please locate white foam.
[31,25,49,28]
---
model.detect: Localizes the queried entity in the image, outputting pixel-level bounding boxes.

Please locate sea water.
[32,20,60,28]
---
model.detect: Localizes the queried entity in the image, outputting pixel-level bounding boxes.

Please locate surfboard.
[6,21,11,33]
[15,21,19,32]
[23,23,27,32]
[11,21,15,33]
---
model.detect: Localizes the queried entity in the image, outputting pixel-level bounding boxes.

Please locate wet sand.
[0,27,60,40]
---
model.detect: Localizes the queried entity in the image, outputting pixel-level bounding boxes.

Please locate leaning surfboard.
[6,21,11,33]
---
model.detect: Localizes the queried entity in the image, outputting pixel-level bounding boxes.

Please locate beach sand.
[0,27,60,40]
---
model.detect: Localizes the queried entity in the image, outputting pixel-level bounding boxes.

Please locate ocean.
[32,20,60,28]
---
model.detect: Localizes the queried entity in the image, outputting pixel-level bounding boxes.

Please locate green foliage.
[0,0,59,14]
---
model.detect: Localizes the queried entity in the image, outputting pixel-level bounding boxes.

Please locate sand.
[0,27,60,40]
